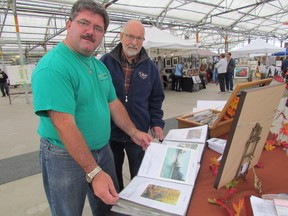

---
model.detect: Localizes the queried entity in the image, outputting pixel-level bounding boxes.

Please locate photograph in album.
[214,83,286,189]
[137,143,199,185]
[160,148,190,182]
[114,176,193,216]
[141,184,181,205]
[164,125,208,143]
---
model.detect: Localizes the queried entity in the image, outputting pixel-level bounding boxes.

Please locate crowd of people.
[156,52,236,94]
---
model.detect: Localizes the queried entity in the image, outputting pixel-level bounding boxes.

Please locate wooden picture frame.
[214,83,286,189]
[172,56,179,67]
[164,58,171,67]
[176,78,273,137]
[234,66,249,78]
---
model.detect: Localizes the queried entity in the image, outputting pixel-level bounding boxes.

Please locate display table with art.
[187,147,288,215]
[186,82,288,215]
[108,82,288,216]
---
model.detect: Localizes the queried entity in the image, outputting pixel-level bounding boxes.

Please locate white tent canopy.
[143,26,217,59]
[143,26,197,49]
[231,38,285,57]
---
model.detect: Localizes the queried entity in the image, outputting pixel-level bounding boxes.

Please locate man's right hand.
[92,171,119,205]
[132,131,153,150]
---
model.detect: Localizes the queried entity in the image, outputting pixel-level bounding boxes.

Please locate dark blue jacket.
[100,43,165,142]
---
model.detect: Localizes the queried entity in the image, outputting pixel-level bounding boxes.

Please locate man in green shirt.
[32,1,152,215]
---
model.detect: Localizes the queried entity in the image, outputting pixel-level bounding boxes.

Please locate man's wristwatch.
[86,166,102,183]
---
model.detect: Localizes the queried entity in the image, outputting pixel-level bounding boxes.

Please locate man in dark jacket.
[0,69,9,97]
[225,52,236,92]
[101,20,165,191]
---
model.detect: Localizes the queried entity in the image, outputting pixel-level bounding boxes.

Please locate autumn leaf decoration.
[209,157,220,175]
[264,109,288,151]
[224,97,240,120]
[280,122,288,136]
[208,180,244,216]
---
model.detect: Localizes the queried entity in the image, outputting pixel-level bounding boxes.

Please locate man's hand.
[131,131,153,150]
[150,126,164,142]
[92,171,119,205]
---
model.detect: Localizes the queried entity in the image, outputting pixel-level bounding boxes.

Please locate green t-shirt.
[32,43,117,150]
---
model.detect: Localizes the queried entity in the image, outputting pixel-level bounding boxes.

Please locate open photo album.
[111,125,208,216]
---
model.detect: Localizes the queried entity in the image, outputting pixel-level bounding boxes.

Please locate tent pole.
[11,0,30,104]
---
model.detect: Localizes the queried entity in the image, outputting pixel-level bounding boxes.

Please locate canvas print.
[141,184,181,205]
[234,66,249,78]
[160,148,190,181]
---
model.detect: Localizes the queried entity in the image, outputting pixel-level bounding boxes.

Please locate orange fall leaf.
[264,143,276,151]
[233,199,244,216]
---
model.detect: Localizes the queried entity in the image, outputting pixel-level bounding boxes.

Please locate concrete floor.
[0,83,232,216]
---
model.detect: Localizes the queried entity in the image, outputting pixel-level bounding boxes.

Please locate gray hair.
[70,0,109,31]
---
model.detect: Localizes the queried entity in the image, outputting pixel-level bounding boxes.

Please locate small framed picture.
[192,75,201,84]
[172,56,179,66]
[164,58,171,67]
[276,60,282,67]
[234,66,249,78]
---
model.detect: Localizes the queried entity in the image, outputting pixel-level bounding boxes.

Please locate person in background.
[215,53,227,94]
[157,56,164,74]
[161,71,169,89]
[170,67,176,90]
[225,52,236,92]
[31,1,152,215]
[0,69,9,97]
[175,61,183,91]
[212,59,219,85]
[206,63,213,83]
[281,56,288,78]
[100,20,165,191]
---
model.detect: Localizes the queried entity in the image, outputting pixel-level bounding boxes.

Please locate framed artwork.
[172,56,179,66]
[234,66,249,78]
[213,56,220,63]
[276,60,282,67]
[192,76,201,84]
[164,58,171,68]
[214,83,286,190]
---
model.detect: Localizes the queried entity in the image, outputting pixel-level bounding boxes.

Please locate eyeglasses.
[122,33,145,43]
[74,19,104,34]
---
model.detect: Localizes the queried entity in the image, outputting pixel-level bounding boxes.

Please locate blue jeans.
[109,140,145,191]
[213,69,218,84]
[40,138,118,216]
[225,72,234,91]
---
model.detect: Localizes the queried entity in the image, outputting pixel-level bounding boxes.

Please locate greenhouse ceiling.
[0,0,288,64]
